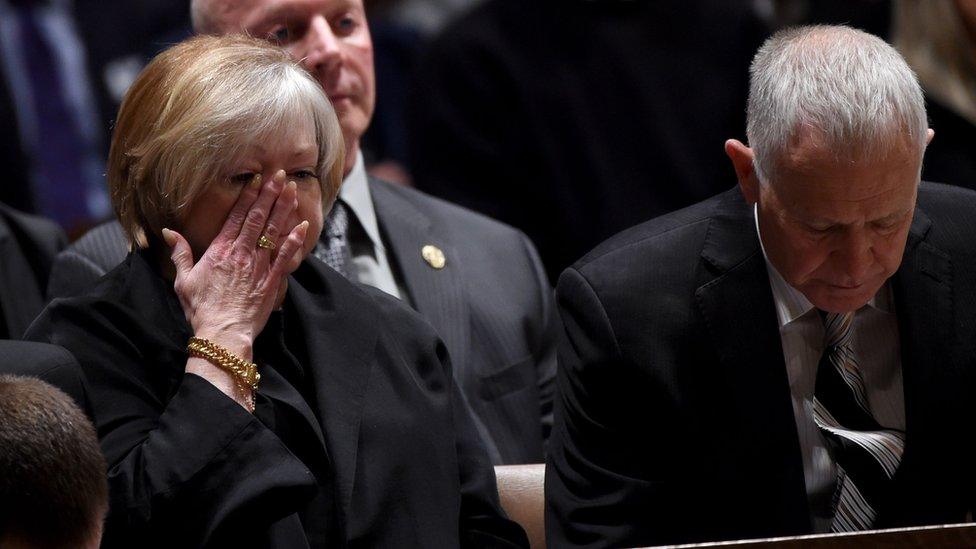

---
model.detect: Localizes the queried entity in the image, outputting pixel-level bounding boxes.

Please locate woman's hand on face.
[163,170,310,359]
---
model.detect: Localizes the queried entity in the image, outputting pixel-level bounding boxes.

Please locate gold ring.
[257,234,276,250]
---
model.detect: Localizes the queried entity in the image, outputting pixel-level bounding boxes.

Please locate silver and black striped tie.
[313,199,351,278]
[812,311,905,532]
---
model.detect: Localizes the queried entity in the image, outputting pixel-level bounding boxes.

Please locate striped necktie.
[313,200,352,278]
[812,311,905,532]
[15,4,92,230]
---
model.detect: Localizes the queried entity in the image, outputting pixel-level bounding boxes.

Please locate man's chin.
[806,284,879,313]
[338,112,370,148]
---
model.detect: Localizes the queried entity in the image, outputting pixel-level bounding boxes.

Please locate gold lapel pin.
[421,245,446,270]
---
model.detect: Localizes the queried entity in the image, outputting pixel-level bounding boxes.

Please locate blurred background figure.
[755,0,892,38]
[0,374,107,549]
[407,0,768,281]
[893,0,976,191]
[362,0,483,186]
[370,0,480,36]
[0,0,190,238]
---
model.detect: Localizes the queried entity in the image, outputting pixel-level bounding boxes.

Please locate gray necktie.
[314,200,351,278]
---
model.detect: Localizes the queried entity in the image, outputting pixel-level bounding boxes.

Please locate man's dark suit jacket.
[0,203,65,339]
[546,183,976,547]
[29,249,528,548]
[47,177,558,465]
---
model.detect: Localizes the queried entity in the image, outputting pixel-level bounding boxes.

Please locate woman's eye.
[231,172,257,184]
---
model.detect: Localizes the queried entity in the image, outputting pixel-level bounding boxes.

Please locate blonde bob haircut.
[108,34,344,249]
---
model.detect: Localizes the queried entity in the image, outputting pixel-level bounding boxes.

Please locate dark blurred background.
[4,0,975,280]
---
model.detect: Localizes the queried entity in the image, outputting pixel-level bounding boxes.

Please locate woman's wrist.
[185,333,260,413]
[191,327,253,362]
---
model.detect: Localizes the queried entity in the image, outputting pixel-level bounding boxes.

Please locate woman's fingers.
[260,179,299,254]
[236,170,286,250]
[163,228,194,280]
[270,220,309,278]
[217,173,263,242]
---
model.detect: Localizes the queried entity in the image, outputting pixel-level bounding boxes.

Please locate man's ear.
[725,139,760,204]
[926,128,935,145]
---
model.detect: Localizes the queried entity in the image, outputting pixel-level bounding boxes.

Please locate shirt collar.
[335,151,385,252]
[753,204,892,328]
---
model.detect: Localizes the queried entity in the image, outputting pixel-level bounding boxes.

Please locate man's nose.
[834,230,874,284]
[301,16,343,73]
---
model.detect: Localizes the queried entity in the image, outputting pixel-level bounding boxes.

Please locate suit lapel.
[287,261,378,525]
[258,365,330,459]
[368,178,471,372]
[694,190,810,533]
[881,206,959,523]
[892,207,948,440]
[0,220,44,337]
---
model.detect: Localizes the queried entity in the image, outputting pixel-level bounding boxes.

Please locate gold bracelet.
[187,337,260,411]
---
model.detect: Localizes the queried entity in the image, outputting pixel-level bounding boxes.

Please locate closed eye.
[806,224,833,234]
[231,172,258,184]
[871,220,900,232]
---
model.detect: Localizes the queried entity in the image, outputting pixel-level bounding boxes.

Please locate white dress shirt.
[754,205,905,532]
[332,152,408,302]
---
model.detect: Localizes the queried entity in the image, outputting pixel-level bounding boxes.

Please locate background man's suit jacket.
[0,340,88,414]
[30,250,528,547]
[0,203,65,338]
[47,178,558,465]
[546,183,976,548]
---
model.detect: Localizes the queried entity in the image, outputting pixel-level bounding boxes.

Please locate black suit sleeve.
[25,303,316,547]
[546,267,685,548]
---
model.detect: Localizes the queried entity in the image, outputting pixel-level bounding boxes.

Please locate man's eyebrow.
[796,214,835,227]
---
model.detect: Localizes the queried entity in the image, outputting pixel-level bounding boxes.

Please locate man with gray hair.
[546,25,976,547]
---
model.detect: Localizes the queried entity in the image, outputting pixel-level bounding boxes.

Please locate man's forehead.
[781,130,919,173]
[205,0,258,29]
[769,142,918,219]
[771,174,917,225]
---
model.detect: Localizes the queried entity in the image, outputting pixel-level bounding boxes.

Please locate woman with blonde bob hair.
[27,35,526,548]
